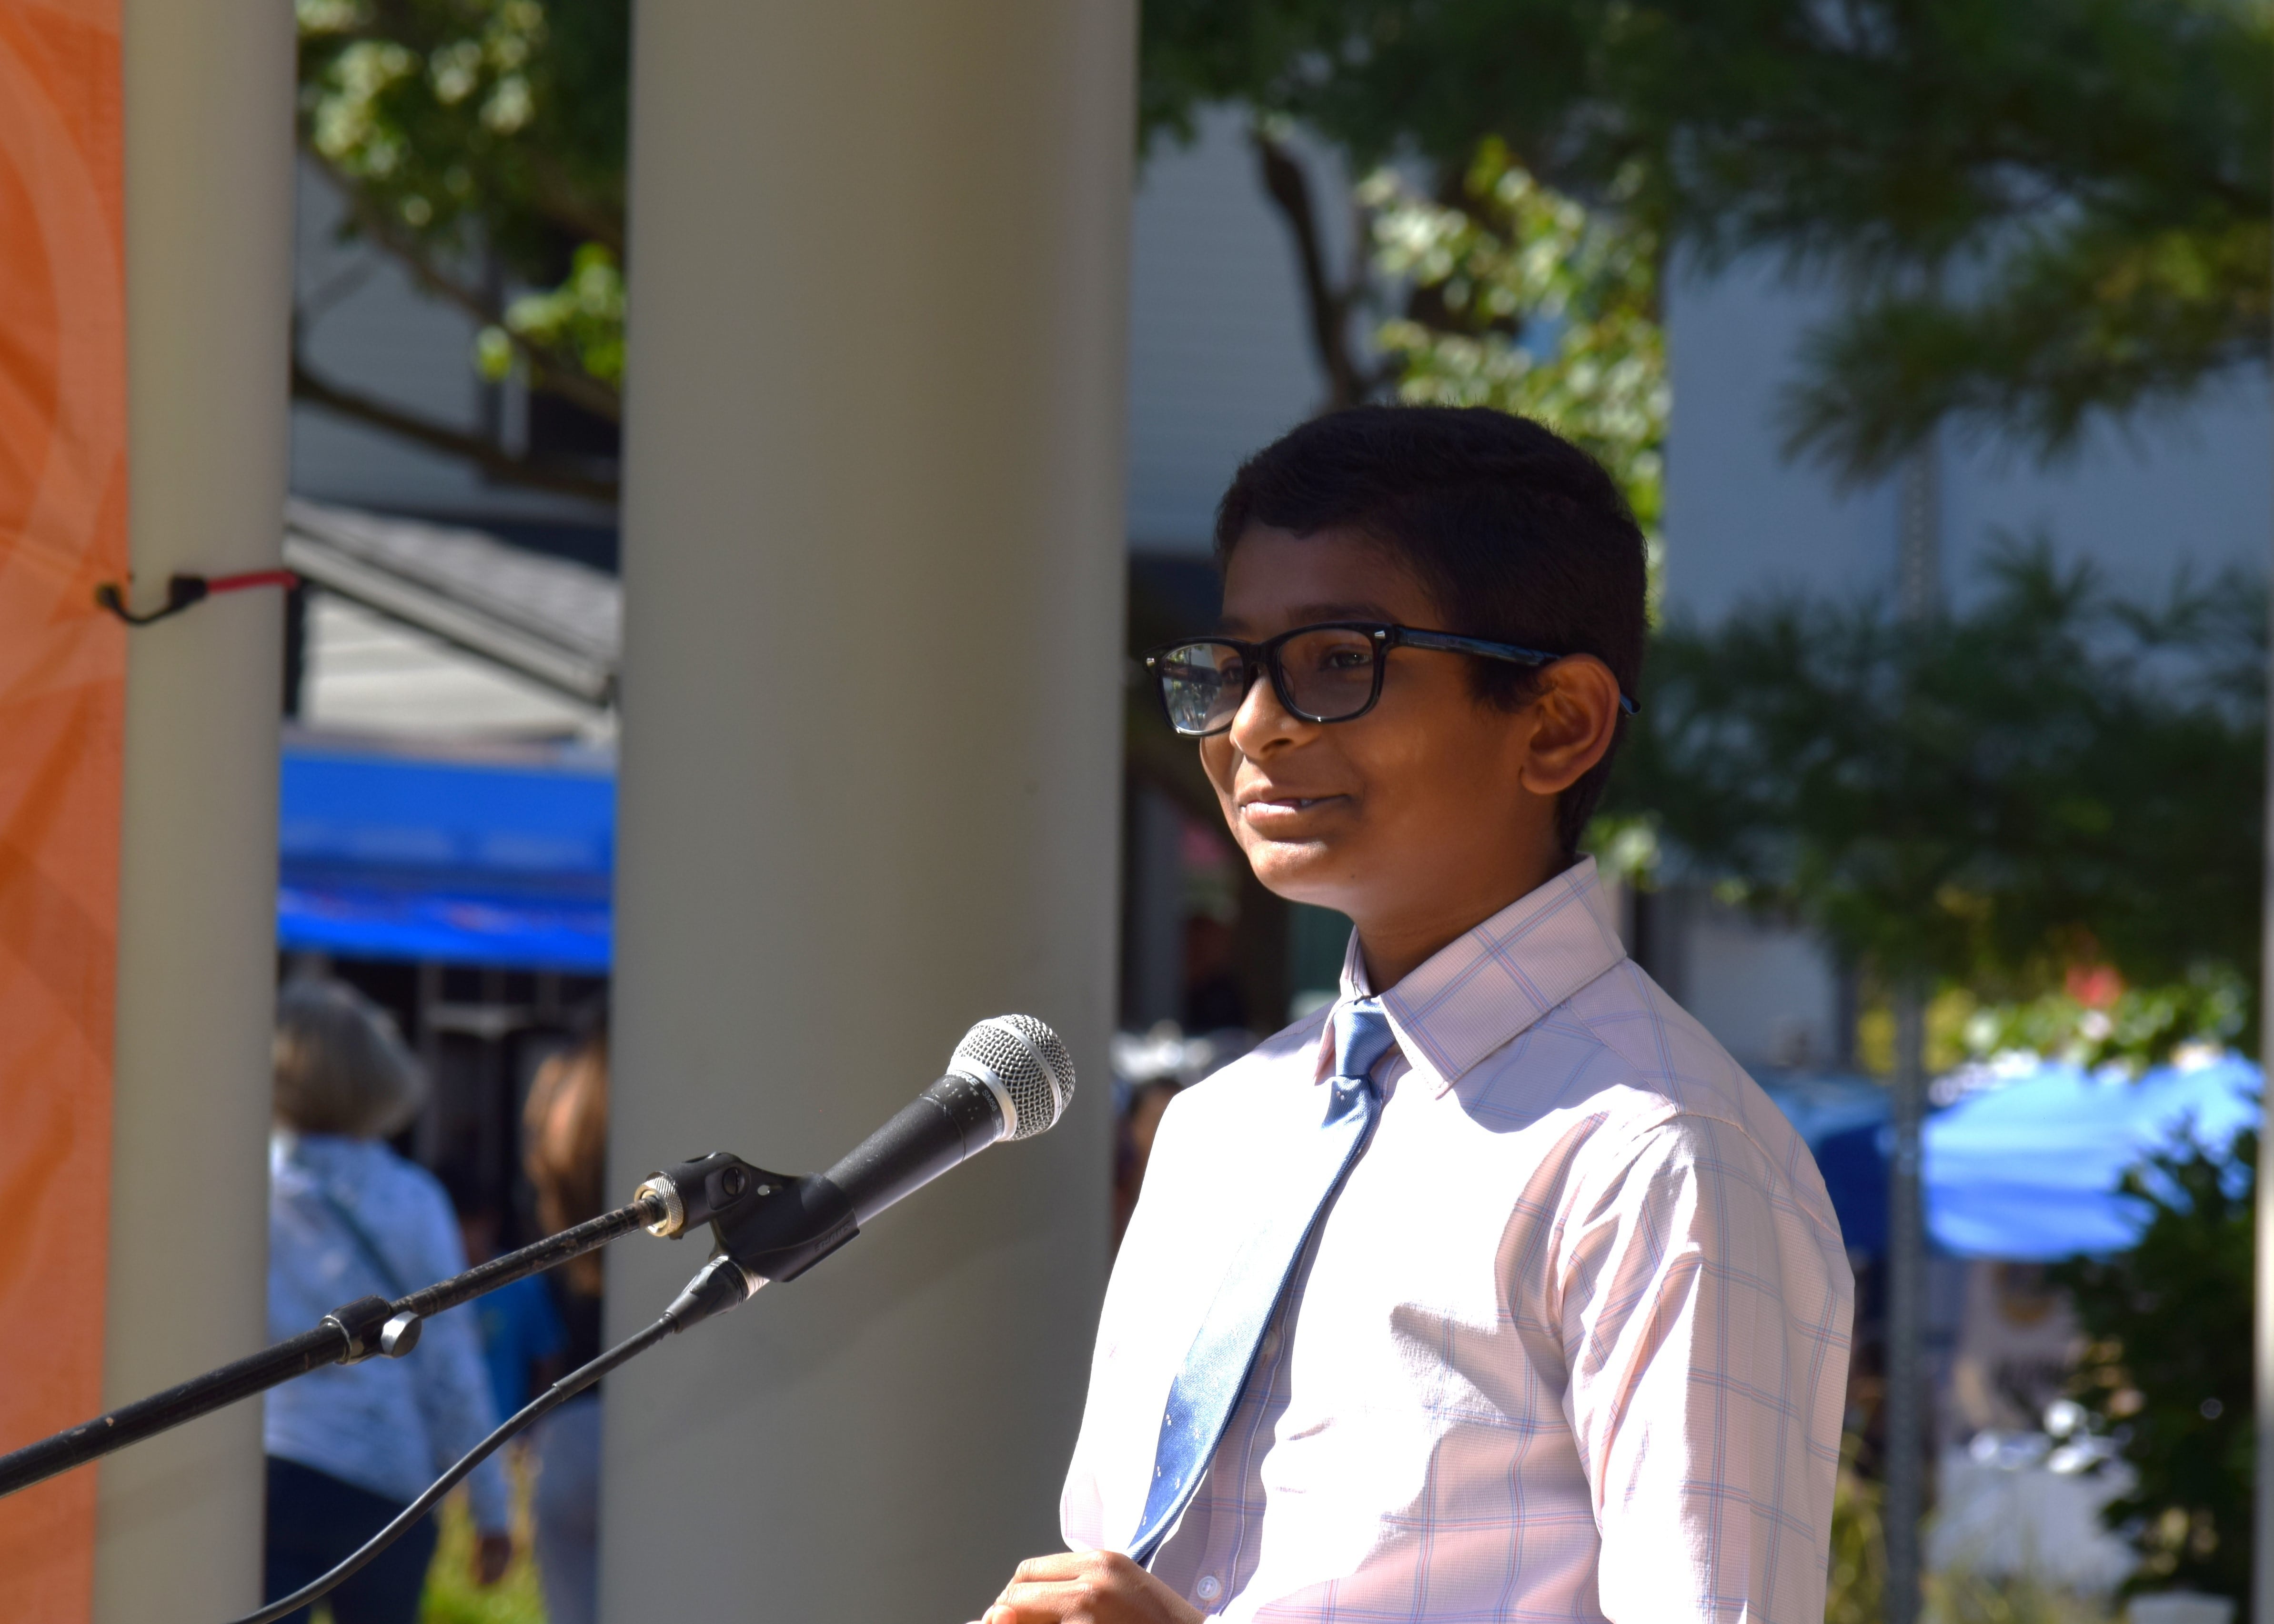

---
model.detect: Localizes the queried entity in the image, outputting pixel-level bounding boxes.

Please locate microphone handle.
[825,1073,1007,1226]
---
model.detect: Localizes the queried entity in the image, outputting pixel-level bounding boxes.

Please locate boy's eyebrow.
[1217,601,1400,634]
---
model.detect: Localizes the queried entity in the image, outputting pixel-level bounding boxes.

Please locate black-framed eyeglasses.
[1142,621,1640,739]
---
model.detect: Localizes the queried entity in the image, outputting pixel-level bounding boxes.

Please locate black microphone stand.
[0,1148,856,1504]
[0,1194,665,1499]
[0,1092,1048,1624]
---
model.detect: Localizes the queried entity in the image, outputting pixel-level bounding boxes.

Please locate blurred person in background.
[1112,1079,1182,1250]
[264,978,512,1623]
[523,1021,611,1624]
[460,1203,567,1427]
[1179,913,1246,1033]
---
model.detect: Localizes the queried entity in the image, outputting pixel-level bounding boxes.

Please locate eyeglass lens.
[1156,628,1380,735]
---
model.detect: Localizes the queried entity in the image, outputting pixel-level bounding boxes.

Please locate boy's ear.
[1515,657,1622,796]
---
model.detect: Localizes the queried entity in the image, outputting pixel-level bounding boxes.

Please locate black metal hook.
[95,568,298,627]
[96,573,208,626]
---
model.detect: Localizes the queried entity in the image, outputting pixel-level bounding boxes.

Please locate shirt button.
[1258,1331,1280,1360]
[1196,1574,1223,1603]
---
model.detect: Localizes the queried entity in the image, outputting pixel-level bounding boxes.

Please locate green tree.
[1604,542,2267,1002]
[2052,1131,2258,1604]
[1365,140,1667,541]
[293,1,2271,508]
[1601,542,2264,1620]
[1953,965,2251,1073]
[293,0,629,501]
[1144,0,2271,479]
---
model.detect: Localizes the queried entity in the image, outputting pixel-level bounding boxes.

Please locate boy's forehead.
[1217,525,1433,632]
[1217,597,1400,634]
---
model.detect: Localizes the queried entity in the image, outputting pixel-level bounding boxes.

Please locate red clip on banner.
[0,0,128,1615]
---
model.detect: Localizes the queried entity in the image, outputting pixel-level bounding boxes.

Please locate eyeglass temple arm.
[1392,629,1641,716]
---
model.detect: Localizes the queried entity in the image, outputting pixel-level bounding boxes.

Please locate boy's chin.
[1240,838,1348,908]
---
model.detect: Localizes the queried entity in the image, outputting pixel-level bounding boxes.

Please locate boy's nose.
[1228,664,1309,754]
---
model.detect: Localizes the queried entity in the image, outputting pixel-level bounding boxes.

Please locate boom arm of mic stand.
[0,1148,857,1502]
[0,1194,668,1501]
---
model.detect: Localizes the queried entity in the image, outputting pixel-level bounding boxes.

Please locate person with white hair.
[261,977,513,1623]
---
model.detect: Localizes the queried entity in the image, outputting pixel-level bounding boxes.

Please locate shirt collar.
[1333,856,1628,1094]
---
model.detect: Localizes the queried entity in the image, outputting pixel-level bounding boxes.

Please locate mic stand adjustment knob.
[321,1297,427,1364]
[378,1312,423,1358]
[322,1296,399,1364]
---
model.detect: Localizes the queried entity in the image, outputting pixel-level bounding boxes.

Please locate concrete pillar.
[91,2,295,1616]
[604,3,1133,1618]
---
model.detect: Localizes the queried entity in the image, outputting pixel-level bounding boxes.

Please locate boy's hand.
[978,1551,1205,1624]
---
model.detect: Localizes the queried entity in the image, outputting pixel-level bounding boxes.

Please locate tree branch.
[308,156,623,423]
[314,159,502,326]
[519,351,623,425]
[291,355,620,505]
[1249,127,1395,410]
[528,154,627,257]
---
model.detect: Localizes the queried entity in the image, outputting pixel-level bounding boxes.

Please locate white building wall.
[1665,892,1847,1073]
[292,117,1336,553]
[1126,109,1344,551]
[1664,255,2274,622]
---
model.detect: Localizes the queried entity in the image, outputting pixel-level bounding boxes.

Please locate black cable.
[226,1254,749,1624]
[228,1317,669,1624]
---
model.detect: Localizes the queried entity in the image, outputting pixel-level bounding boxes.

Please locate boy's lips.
[1237,791,1350,829]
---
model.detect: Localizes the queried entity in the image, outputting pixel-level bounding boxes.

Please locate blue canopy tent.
[277,742,614,972]
[1922,1053,2259,1259]
[1770,1055,2261,1261]
[1752,1074,1893,1253]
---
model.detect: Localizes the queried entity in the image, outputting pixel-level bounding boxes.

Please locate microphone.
[636,1014,1077,1302]
[824,1013,1077,1223]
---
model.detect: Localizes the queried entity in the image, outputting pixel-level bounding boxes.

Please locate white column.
[604,3,1133,1617]
[91,2,295,1617]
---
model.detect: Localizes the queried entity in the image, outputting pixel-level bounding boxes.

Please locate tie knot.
[1331,997,1397,1089]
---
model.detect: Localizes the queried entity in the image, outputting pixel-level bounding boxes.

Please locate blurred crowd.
[261,978,609,1624]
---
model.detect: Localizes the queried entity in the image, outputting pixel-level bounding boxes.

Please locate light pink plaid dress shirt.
[1061,858,1854,1622]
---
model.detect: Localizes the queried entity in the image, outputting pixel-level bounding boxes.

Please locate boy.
[982,407,1852,1623]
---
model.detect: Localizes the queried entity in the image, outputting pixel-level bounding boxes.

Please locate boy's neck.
[1351,853,1572,994]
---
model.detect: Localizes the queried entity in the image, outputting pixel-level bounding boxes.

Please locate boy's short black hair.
[1214,404,1647,859]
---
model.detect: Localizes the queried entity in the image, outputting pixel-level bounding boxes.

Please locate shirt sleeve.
[399,1171,514,1534]
[1557,1113,1854,1624]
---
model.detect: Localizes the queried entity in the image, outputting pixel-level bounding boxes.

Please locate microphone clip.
[637,1153,860,1294]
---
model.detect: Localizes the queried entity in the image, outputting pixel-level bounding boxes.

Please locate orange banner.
[0,0,127,1614]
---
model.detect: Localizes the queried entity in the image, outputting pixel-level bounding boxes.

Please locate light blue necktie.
[1129,996,1398,1565]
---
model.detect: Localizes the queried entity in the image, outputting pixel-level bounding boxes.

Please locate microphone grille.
[950,1015,1076,1142]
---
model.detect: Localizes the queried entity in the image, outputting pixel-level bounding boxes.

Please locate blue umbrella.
[1922,1053,2259,1260]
